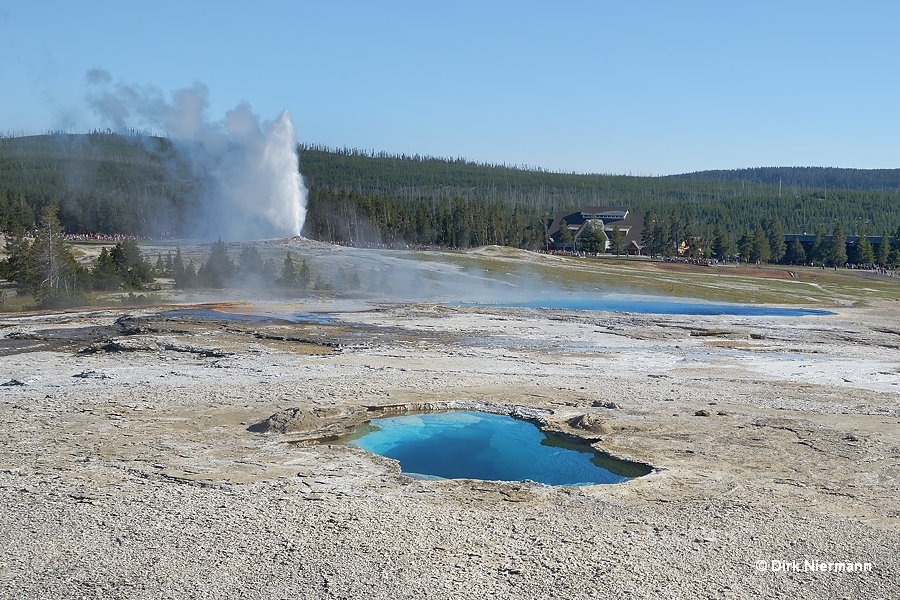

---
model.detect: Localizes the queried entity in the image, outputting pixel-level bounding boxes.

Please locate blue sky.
[2,1,898,175]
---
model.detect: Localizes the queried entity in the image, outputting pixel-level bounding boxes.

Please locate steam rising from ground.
[85,69,307,240]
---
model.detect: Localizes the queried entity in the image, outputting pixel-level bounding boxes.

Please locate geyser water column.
[266,111,307,237]
[212,106,309,239]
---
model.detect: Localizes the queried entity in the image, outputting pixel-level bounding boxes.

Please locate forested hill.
[668,166,900,192]
[0,132,196,236]
[1,134,899,246]
[299,144,644,207]
[298,146,900,241]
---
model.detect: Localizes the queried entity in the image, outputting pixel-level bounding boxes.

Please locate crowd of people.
[662,256,719,266]
[330,240,458,251]
[843,263,897,277]
[63,232,139,242]
[536,248,640,257]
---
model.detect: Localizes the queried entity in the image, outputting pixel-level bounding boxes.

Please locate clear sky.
[2,1,898,175]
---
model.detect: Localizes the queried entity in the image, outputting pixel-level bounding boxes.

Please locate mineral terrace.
[1,299,898,599]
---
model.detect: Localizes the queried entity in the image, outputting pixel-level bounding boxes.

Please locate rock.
[591,400,621,409]
[80,339,156,353]
[689,329,732,337]
[248,407,324,434]
[72,370,111,379]
[694,410,711,417]
[567,413,613,434]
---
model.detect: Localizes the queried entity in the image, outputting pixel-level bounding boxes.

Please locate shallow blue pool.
[516,296,832,316]
[347,411,650,485]
[160,308,334,324]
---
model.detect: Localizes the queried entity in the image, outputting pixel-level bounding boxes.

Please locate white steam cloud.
[85,69,307,240]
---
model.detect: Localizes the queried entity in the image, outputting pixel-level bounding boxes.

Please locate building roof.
[547,206,644,246]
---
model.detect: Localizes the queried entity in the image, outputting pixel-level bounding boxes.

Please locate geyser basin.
[346,411,651,485]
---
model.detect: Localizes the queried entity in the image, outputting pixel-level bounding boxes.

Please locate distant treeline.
[639,211,900,268]
[2,133,900,248]
[668,166,900,192]
[298,145,900,243]
[303,188,546,249]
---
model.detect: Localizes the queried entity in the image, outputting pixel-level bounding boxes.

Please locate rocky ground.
[0,297,898,599]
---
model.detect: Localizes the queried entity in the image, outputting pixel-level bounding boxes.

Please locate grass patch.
[433,250,900,307]
[0,291,33,312]
[0,289,165,312]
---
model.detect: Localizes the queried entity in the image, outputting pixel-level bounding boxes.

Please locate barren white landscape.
[1,263,898,598]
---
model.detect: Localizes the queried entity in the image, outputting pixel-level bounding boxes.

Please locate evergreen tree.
[667,209,683,252]
[555,221,574,248]
[641,212,658,254]
[666,215,681,255]
[877,233,890,267]
[888,247,900,268]
[688,239,702,259]
[110,240,152,289]
[172,248,194,288]
[711,225,732,261]
[280,252,297,287]
[92,247,121,290]
[647,222,664,257]
[609,225,625,256]
[737,230,753,263]
[786,238,807,265]
[852,235,874,265]
[1,228,35,290]
[828,223,847,267]
[173,248,184,279]
[237,245,264,277]
[31,206,80,305]
[198,238,234,288]
[657,222,672,257]
[766,217,786,264]
[313,274,330,290]
[297,258,311,288]
[578,221,607,254]
[682,219,696,255]
[891,228,900,267]
[751,226,771,264]
[183,260,197,286]
[809,228,827,265]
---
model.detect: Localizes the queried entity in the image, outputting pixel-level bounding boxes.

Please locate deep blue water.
[515,296,832,316]
[348,411,650,486]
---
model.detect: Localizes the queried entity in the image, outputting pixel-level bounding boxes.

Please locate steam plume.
[85,69,307,240]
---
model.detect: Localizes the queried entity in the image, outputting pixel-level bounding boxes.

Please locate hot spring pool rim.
[303,405,655,486]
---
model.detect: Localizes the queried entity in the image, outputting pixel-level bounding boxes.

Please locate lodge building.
[546,207,645,254]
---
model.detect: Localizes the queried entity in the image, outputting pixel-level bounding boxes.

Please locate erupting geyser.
[209,106,308,239]
[266,111,307,237]
[86,69,308,240]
